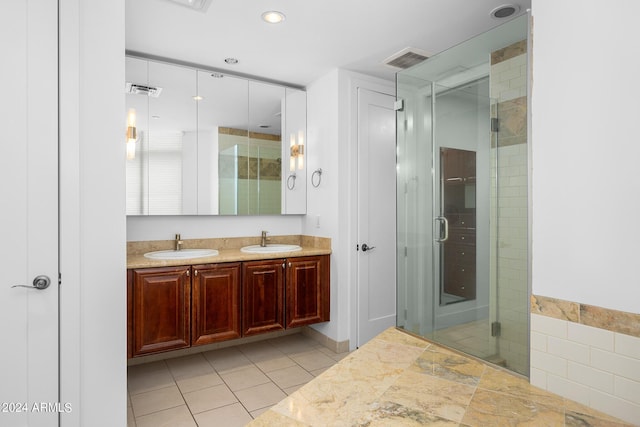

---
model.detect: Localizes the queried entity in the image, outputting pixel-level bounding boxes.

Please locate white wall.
[302,70,342,341]
[59,1,126,426]
[531,1,640,423]
[302,69,395,348]
[531,0,640,313]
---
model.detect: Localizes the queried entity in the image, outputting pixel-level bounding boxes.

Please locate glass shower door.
[397,77,501,366]
[431,80,497,363]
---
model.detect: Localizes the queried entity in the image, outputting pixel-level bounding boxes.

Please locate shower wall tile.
[530,313,640,424]
[491,40,527,65]
[568,322,614,351]
[615,333,640,359]
[568,361,614,394]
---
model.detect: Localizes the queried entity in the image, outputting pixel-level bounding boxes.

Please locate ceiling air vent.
[125,83,163,98]
[383,47,430,70]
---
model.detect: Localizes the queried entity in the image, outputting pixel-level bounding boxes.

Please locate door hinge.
[491,117,499,132]
[404,309,407,320]
[58,272,62,286]
[394,99,404,111]
[491,321,501,337]
[404,246,408,257]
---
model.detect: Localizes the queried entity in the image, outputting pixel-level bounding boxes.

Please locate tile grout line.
[129,334,343,426]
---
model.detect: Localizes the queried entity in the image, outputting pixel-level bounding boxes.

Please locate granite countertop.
[249,327,633,426]
[127,235,331,269]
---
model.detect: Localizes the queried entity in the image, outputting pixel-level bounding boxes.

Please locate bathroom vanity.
[126,236,330,358]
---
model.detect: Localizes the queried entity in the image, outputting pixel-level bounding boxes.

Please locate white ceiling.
[125,0,531,87]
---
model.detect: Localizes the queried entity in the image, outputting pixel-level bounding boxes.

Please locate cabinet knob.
[288,262,292,268]
[282,263,285,269]
[186,270,190,277]
[194,270,198,277]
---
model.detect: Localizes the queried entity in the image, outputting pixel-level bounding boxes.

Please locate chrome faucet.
[175,233,183,251]
[260,230,269,247]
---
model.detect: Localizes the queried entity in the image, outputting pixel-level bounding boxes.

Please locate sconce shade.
[126,108,137,160]
[289,131,305,172]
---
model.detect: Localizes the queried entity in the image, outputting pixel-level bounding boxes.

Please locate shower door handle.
[435,216,449,243]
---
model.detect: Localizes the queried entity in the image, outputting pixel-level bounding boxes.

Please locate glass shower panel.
[396,74,435,337]
[431,81,497,363]
[396,13,529,376]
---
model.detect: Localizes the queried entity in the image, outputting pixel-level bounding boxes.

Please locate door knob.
[361,243,376,252]
[11,275,51,290]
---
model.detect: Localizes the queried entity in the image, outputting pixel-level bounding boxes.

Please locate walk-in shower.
[396,14,529,376]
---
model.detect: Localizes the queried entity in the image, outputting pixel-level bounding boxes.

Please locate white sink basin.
[240,244,302,254]
[144,248,219,260]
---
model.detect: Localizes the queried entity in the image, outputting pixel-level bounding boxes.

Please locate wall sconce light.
[126,108,137,160]
[289,131,305,172]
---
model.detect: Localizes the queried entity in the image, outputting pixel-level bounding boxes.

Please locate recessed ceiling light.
[193,95,204,101]
[210,72,224,78]
[224,58,239,65]
[261,11,285,24]
[490,4,520,19]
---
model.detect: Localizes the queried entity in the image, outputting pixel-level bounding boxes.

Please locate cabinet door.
[130,266,191,356]
[192,262,241,345]
[242,259,285,336]
[286,255,330,328]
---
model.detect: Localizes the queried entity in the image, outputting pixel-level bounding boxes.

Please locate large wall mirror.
[125,56,307,216]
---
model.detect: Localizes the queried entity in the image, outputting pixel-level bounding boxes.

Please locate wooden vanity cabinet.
[242,259,286,336]
[191,262,241,345]
[128,254,330,358]
[129,266,191,357]
[286,255,330,328]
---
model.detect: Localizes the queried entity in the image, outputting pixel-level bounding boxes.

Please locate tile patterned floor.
[127,333,349,427]
[250,328,635,426]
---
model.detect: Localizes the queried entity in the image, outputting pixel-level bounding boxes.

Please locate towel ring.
[287,173,297,190]
[311,168,323,188]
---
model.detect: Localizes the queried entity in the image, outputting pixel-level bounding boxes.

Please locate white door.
[356,88,397,347]
[0,1,59,426]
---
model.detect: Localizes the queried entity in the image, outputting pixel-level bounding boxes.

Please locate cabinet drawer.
[443,264,476,300]
[447,213,475,228]
[444,245,475,266]
[448,230,475,245]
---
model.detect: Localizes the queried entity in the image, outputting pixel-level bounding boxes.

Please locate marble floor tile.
[127,329,634,427]
[250,328,634,427]
[461,388,565,426]
[356,401,459,427]
[383,370,476,423]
